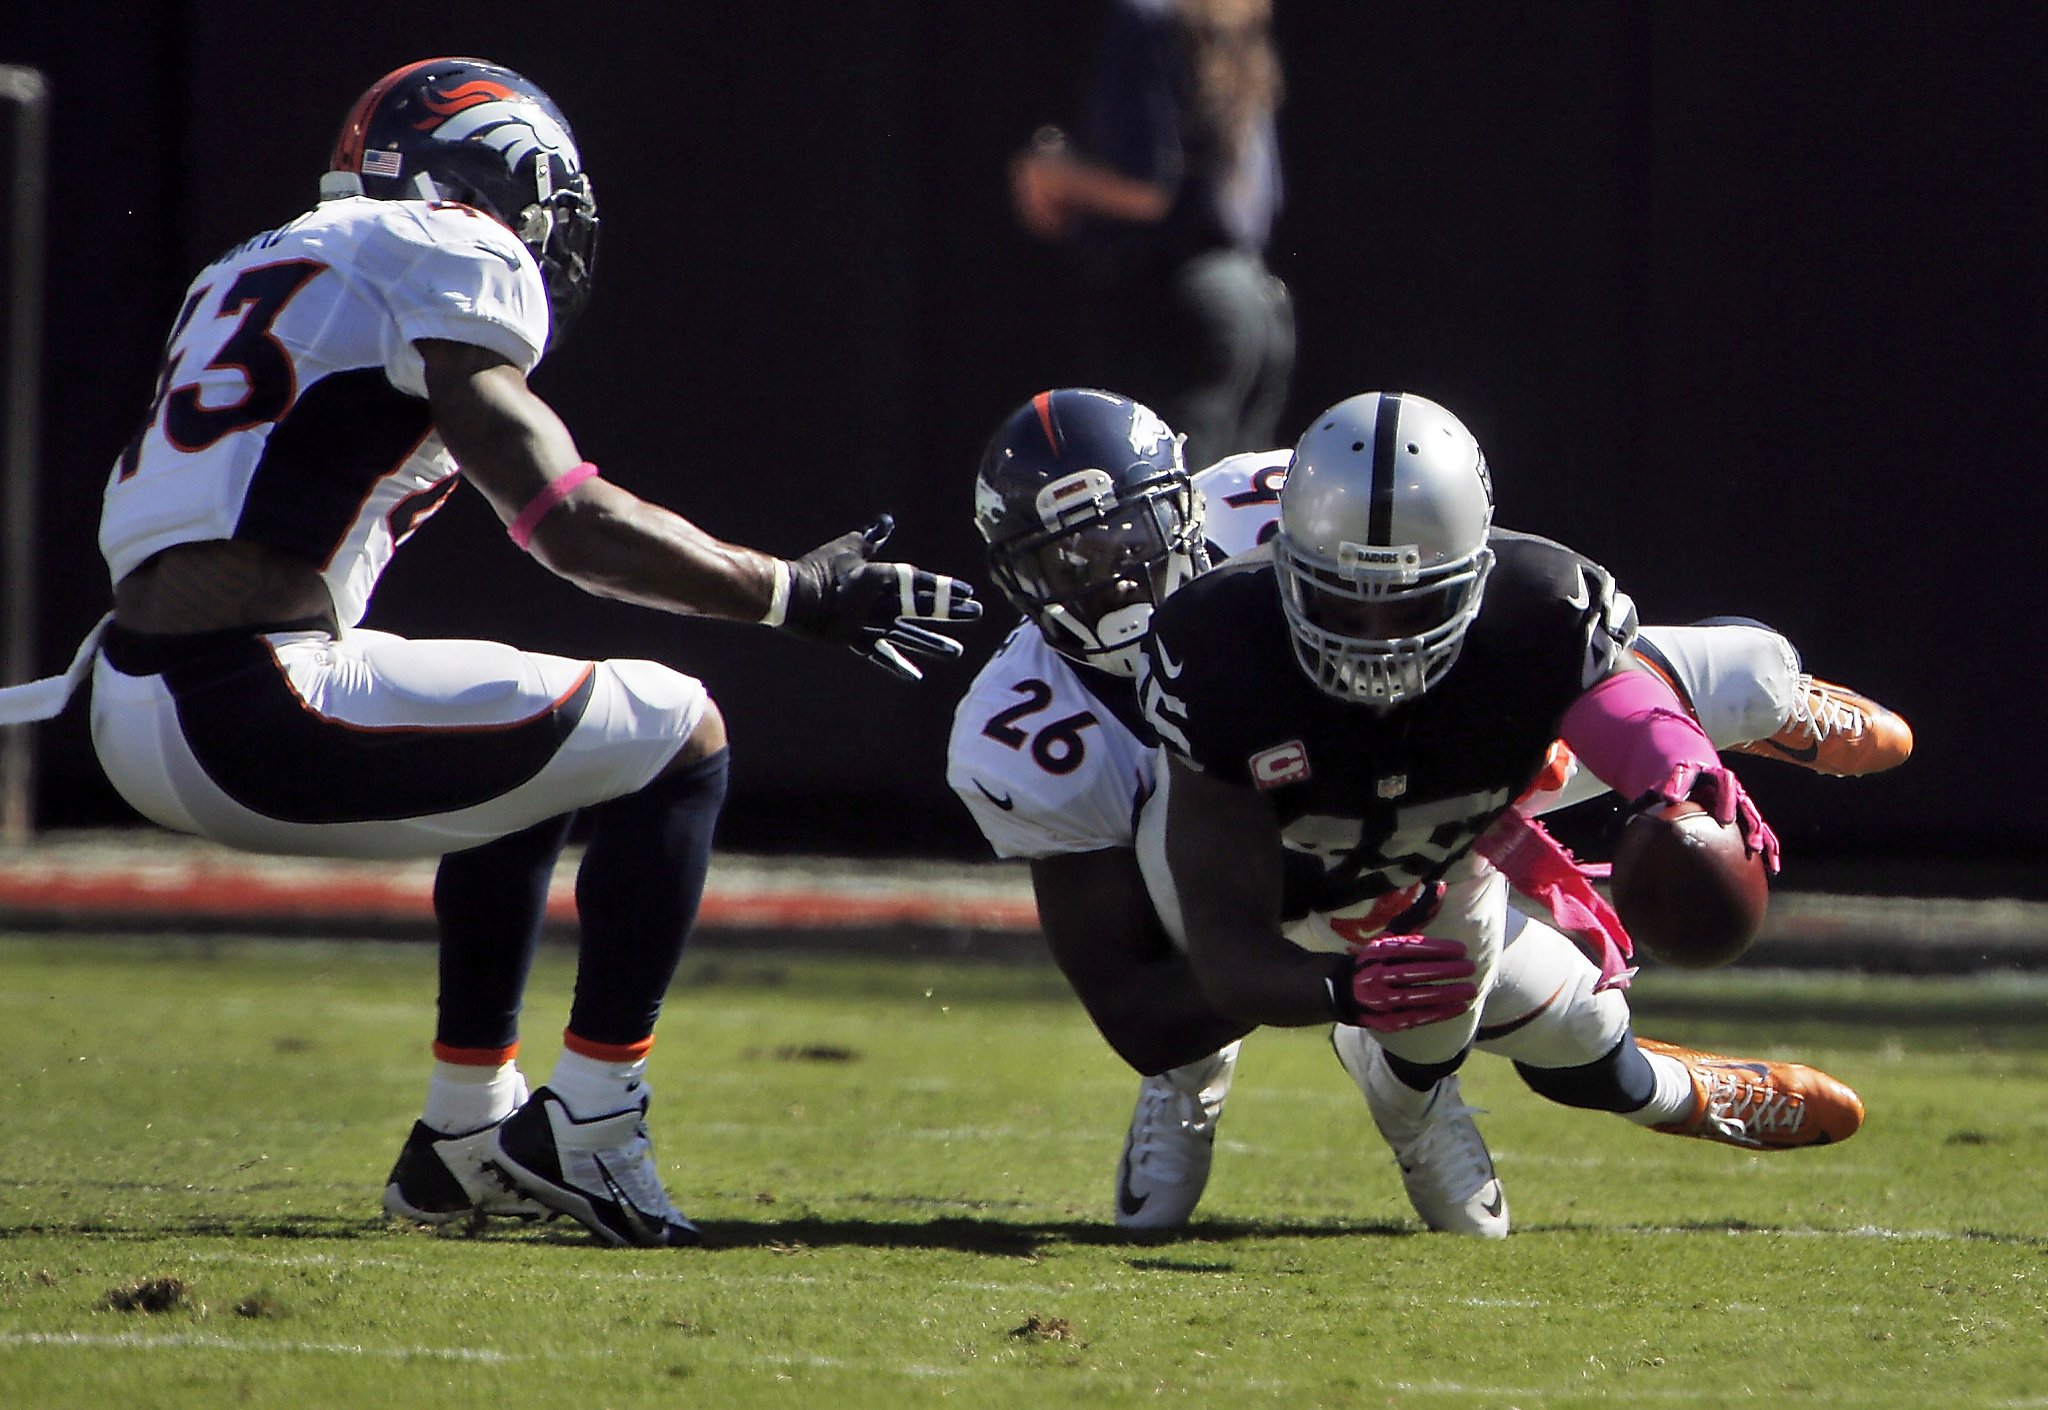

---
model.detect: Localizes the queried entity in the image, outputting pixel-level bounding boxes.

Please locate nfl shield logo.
[1376,774,1408,799]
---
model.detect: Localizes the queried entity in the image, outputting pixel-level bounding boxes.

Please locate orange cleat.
[1636,1037,1865,1149]
[1729,676,1913,777]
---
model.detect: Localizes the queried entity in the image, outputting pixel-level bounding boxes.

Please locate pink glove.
[1645,762,1782,874]
[1475,810,1635,992]
[1325,935,1478,1033]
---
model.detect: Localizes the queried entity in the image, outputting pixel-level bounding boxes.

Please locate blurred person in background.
[1011,0,1293,471]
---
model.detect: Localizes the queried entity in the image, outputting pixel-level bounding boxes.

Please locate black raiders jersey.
[1138,528,1637,917]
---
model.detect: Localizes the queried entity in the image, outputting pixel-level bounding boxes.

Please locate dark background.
[7,4,2042,894]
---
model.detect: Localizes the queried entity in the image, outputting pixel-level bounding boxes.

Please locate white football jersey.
[1192,449,1290,559]
[98,196,550,627]
[948,452,1292,859]
[948,623,1156,859]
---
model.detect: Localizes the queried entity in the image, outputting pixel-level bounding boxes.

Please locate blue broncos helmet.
[326,57,599,342]
[973,389,1208,677]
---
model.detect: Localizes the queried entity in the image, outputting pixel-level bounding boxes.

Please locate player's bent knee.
[665,697,727,772]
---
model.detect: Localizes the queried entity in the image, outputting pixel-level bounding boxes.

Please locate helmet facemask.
[989,470,1208,678]
[512,171,599,342]
[1276,533,1493,707]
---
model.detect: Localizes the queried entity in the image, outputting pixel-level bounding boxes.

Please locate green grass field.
[2,933,2043,1409]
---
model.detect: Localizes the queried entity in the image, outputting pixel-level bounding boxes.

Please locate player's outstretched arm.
[1030,847,1253,1076]
[421,339,978,678]
[1160,755,1344,1028]
[1559,664,1779,870]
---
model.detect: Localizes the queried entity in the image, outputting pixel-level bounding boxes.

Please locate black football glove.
[781,515,981,681]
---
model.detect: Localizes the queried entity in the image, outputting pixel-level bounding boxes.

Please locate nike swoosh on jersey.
[475,242,523,269]
[1152,639,1186,679]
[1563,566,1592,611]
[972,780,1015,810]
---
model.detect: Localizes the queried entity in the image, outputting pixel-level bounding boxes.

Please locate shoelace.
[1696,1069,1805,1145]
[1126,1084,1213,1183]
[1791,677,1868,742]
[1398,1094,1495,1198]
[587,1118,687,1222]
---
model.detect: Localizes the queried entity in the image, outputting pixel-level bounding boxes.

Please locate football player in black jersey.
[1135,391,1863,1234]
[955,389,1889,1237]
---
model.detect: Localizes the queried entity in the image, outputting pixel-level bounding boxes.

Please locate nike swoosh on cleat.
[1759,737,1820,763]
[972,780,1015,810]
[1480,1184,1506,1219]
[591,1153,664,1246]
[1704,1060,1775,1078]
[1115,1155,1150,1218]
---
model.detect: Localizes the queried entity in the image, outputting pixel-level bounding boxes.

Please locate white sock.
[548,1048,650,1120]
[422,1060,528,1135]
[1625,1050,1700,1126]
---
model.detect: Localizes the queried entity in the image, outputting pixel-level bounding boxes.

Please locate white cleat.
[1114,1042,1241,1230]
[1333,1024,1508,1238]
[490,1086,700,1248]
[383,1118,550,1225]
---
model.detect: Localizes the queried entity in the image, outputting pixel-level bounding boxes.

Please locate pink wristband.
[507,461,600,549]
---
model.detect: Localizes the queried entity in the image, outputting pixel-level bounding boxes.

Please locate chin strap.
[1475,808,1636,993]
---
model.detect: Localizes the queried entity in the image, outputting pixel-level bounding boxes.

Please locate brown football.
[1609,799,1769,969]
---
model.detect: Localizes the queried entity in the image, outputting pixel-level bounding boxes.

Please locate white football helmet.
[1274,392,1495,707]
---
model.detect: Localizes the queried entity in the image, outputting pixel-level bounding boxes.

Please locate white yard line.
[0,1330,524,1362]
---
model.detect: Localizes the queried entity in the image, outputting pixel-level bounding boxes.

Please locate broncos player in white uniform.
[1,58,979,1249]
[949,389,1902,1235]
